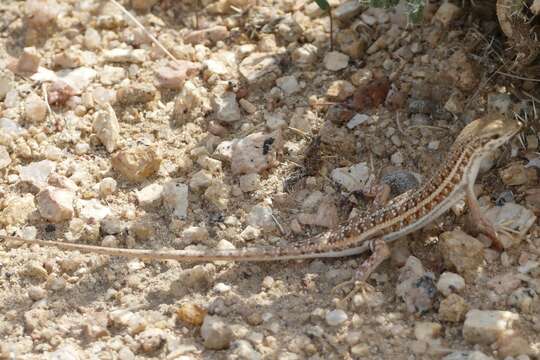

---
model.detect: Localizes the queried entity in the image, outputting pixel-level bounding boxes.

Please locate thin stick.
[109,0,179,64]
[495,70,540,82]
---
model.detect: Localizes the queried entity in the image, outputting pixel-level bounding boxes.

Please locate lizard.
[0,114,523,293]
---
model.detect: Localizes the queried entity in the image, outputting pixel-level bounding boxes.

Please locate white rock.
[414,322,442,341]
[162,180,189,219]
[99,177,117,197]
[463,310,519,344]
[0,75,12,100]
[231,131,282,175]
[437,272,465,297]
[76,199,112,221]
[264,112,287,130]
[323,51,349,71]
[484,203,536,248]
[276,76,300,95]
[0,146,11,169]
[100,65,126,85]
[84,28,101,49]
[93,104,120,153]
[292,44,318,66]
[201,316,233,350]
[19,160,56,189]
[0,118,25,135]
[213,92,241,123]
[0,194,36,226]
[57,67,97,94]
[325,309,348,326]
[24,93,47,123]
[213,140,236,162]
[135,183,163,207]
[231,340,262,360]
[48,345,81,360]
[104,48,147,63]
[36,187,74,223]
[346,113,370,129]
[331,162,370,192]
[247,204,275,232]
[239,52,281,84]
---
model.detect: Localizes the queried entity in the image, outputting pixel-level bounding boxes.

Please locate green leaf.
[313,0,330,11]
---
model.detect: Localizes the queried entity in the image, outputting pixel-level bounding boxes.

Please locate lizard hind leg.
[332,238,391,303]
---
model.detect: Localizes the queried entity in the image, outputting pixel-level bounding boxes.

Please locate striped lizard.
[0,114,523,290]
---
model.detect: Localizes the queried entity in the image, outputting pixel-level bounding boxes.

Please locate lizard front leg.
[466,182,503,249]
[333,238,391,302]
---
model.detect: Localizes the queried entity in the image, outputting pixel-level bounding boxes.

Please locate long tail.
[0,235,369,262]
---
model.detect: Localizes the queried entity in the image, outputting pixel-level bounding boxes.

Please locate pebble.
[48,345,81,360]
[137,328,165,353]
[507,288,538,313]
[396,256,437,313]
[439,230,484,280]
[231,131,282,175]
[135,183,163,207]
[84,28,101,49]
[76,199,111,222]
[117,83,155,105]
[0,75,12,100]
[500,162,531,186]
[213,91,241,122]
[323,51,349,71]
[162,180,189,219]
[276,75,300,95]
[99,177,117,197]
[414,322,441,341]
[100,65,125,85]
[0,194,36,226]
[442,351,494,360]
[297,197,339,228]
[200,315,233,350]
[292,44,318,66]
[439,294,470,322]
[487,273,522,294]
[240,225,261,241]
[346,113,370,129]
[335,0,365,21]
[437,272,465,297]
[0,146,11,169]
[19,160,56,189]
[239,52,281,85]
[190,170,213,191]
[28,286,47,301]
[111,146,162,182]
[325,309,348,326]
[0,118,24,136]
[93,104,120,153]
[184,26,229,45]
[36,187,75,223]
[14,47,41,74]
[326,80,355,101]
[331,162,370,192]
[231,340,262,360]
[155,61,200,89]
[433,2,462,27]
[239,173,260,193]
[104,48,147,63]
[246,204,275,232]
[463,310,519,344]
[24,93,47,123]
[487,93,512,114]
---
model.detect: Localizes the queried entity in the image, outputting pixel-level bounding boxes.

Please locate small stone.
[0,146,11,169]
[246,204,275,232]
[162,180,189,219]
[239,98,257,114]
[182,226,209,244]
[396,256,437,313]
[487,273,522,294]
[463,310,519,344]
[325,309,348,326]
[100,65,126,85]
[292,44,318,66]
[351,68,373,87]
[77,199,112,221]
[487,93,512,114]
[239,173,260,193]
[213,92,241,122]
[84,28,101,49]
[350,344,370,356]
[507,288,538,313]
[239,52,281,85]
[111,146,162,182]
[231,340,262,360]
[331,162,370,192]
[0,75,12,100]
[20,160,56,189]
[99,177,117,197]
[391,151,404,165]
[28,286,47,301]
[433,2,462,27]
[414,322,441,341]
[0,194,36,226]
[36,187,74,223]
[176,303,207,326]
[484,203,536,249]
[117,83,155,105]
[48,346,81,360]
[24,93,47,123]
[200,315,233,350]
[276,76,300,95]
[335,0,365,21]
[15,47,41,74]
[326,80,355,101]
[104,48,147,63]
[135,183,163,207]
[439,294,470,322]
[446,50,479,92]
[137,328,165,353]
[264,112,287,130]
[131,0,160,11]
[231,131,282,175]
[497,335,532,358]
[190,170,213,191]
[440,230,484,280]
[155,61,200,89]
[442,351,494,360]
[437,272,465,297]
[323,51,349,71]
[93,104,120,153]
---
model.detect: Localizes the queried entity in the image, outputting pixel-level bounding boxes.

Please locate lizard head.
[456,114,522,152]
